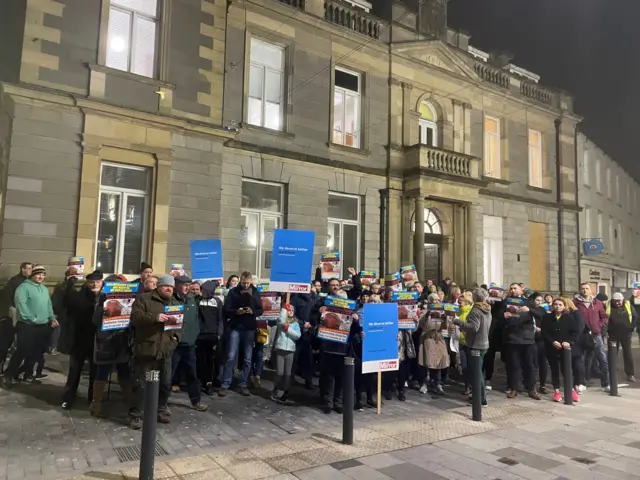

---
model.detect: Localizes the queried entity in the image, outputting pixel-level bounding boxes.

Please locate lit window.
[419,102,438,147]
[528,129,543,188]
[248,39,284,131]
[96,163,149,274]
[483,116,501,178]
[105,0,158,78]
[333,67,361,148]
[483,215,503,286]
[327,193,361,277]
[240,180,284,280]
[411,208,442,235]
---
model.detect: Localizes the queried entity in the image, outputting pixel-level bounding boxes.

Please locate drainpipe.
[379,189,388,276]
[574,126,581,291]
[555,119,565,294]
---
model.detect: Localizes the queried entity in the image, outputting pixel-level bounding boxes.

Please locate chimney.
[488,51,514,69]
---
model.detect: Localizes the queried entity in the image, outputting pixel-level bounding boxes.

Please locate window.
[609,217,615,253]
[584,206,591,238]
[528,129,543,188]
[240,180,284,280]
[627,182,631,211]
[483,215,503,286]
[615,175,621,204]
[606,168,612,199]
[583,151,590,187]
[618,220,623,254]
[419,102,438,147]
[333,67,361,148]
[105,0,158,78]
[248,39,284,131]
[327,193,361,278]
[483,116,501,178]
[597,211,603,240]
[595,160,602,193]
[96,163,149,274]
[411,208,443,235]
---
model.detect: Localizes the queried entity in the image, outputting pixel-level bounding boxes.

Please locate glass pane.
[265,69,281,103]
[250,40,283,70]
[343,223,359,273]
[419,102,435,121]
[260,216,279,279]
[121,195,145,274]
[327,222,341,261]
[106,8,131,72]
[249,65,263,99]
[264,102,281,130]
[344,93,359,147]
[241,181,282,212]
[239,212,259,275]
[335,69,359,92]
[333,90,345,145]
[328,194,359,221]
[131,17,156,77]
[248,97,262,126]
[111,0,157,16]
[101,164,148,191]
[96,193,121,273]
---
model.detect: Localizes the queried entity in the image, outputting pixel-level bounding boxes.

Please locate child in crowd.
[271,304,301,403]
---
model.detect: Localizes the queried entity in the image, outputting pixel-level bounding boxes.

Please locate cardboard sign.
[320,252,341,281]
[392,291,419,330]
[269,229,315,293]
[362,303,399,374]
[190,239,223,283]
[317,295,356,344]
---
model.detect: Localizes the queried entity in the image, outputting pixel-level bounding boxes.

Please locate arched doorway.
[411,208,443,283]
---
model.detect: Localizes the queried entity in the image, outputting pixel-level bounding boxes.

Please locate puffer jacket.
[130,290,182,359]
[274,308,301,352]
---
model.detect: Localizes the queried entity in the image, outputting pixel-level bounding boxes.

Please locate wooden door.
[528,222,548,291]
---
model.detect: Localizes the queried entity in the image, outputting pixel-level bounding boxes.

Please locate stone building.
[0,0,581,291]
[577,133,640,296]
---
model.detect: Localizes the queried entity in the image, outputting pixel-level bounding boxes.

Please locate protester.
[61,270,104,409]
[134,262,153,287]
[2,265,58,388]
[417,310,448,396]
[226,275,239,289]
[353,293,376,410]
[528,292,549,394]
[561,296,587,393]
[0,262,32,371]
[129,274,182,429]
[196,280,224,395]
[190,282,201,297]
[271,304,301,403]
[606,292,637,382]
[220,271,263,397]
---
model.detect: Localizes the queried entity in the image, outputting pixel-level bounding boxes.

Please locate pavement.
[1,343,640,480]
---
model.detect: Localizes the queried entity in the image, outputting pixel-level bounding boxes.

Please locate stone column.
[414,196,425,281]
[466,203,478,286]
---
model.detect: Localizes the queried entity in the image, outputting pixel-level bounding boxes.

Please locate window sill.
[482,175,510,185]
[241,123,295,139]
[87,63,176,90]
[526,185,552,193]
[327,142,371,157]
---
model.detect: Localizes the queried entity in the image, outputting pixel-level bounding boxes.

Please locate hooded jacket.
[574,295,608,336]
[274,308,301,352]
[454,302,491,350]
[607,301,637,340]
[198,280,224,340]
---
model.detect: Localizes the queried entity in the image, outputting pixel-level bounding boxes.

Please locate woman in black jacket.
[540,297,579,403]
[528,292,548,394]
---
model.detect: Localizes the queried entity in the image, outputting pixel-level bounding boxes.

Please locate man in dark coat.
[196,280,224,394]
[0,262,32,371]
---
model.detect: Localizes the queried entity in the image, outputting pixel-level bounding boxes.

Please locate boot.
[89,380,108,418]
[118,377,133,408]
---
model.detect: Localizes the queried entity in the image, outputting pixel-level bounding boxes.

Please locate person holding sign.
[129,274,182,430]
[271,304,302,403]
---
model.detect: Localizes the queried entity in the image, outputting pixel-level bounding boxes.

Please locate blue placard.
[362,303,399,374]
[190,239,223,281]
[269,229,315,293]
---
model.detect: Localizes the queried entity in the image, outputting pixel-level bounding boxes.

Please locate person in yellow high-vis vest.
[606,292,638,382]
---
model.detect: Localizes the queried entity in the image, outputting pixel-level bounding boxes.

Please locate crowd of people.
[0,261,637,431]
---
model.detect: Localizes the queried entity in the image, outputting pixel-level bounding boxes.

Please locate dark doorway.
[424,242,441,284]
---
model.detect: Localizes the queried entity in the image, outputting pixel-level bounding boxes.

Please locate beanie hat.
[30,265,46,277]
[140,262,152,273]
[284,303,294,313]
[157,274,175,288]
[86,270,104,281]
[612,292,624,301]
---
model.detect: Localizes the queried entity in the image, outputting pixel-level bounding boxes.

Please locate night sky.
[447,0,639,180]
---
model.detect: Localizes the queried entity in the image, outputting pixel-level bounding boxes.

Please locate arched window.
[419,102,438,147]
[411,208,442,235]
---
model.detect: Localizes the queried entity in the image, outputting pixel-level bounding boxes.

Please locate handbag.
[579,327,597,351]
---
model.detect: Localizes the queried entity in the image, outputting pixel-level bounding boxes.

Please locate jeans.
[95,362,130,381]
[62,348,95,404]
[611,334,634,376]
[319,352,344,408]
[460,345,471,388]
[572,353,585,386]
[49,326,60,350]
[429,368,443,385]
[585,334,609,387]
[131,356,172,418]
[221,329,255,388]
[172,345,201,404]
[4,323,50,381]
[505,343,535,391]
[251,342,264,378]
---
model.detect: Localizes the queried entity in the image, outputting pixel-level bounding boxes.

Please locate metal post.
[470,349,482,422]
[608,340,619,397]
[342,357,355,445]
[562,346,573,406]
[139,370,160,480]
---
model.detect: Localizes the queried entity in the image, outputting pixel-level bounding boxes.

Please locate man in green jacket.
[129,274,182,430]
[171,275,207,411]
[2,265,58,388]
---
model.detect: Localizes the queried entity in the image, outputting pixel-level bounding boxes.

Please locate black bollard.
[139,370,160,480]
[470,349,482,421]
[608,340,619,397]
[342,356,355,445]
[562,346,573,406]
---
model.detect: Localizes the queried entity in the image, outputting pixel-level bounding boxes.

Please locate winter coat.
[417,315,449,369]
[197,296,224,341]
[607,301,637,341]
[64,279,99,355]
[574,296,608,336]
[454,302,491,350]
[130,290,182,360]
[540,312,579,349]
[51,280,72,354]
[457,304,472,345]
[174,292,199,346]
[15,279,55,326]
[223,285,263,331]
[0,273,27,318]
[529,304,546,342]
[92,291,132,365]
[500,297,535,345]
[274,309,301,352]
